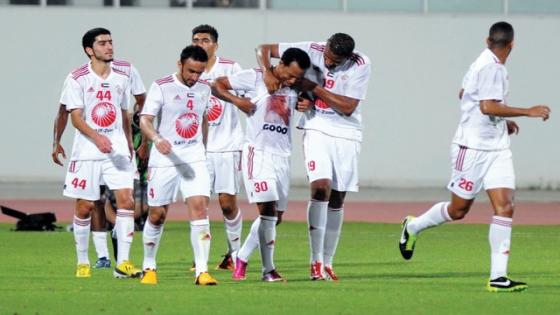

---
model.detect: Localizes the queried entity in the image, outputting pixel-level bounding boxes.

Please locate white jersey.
[61,62,131,161]
[228,68,298,156]
[142,74,210,167]
[452,48,510,151]
[279,42,371,142]
[60,59,145,110]
[199,57,244,152]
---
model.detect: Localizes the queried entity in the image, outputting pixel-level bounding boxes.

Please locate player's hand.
[51,142,66,166]
[263,70,280,94]
[93,134,112,153]
[506,120,519,135]
[236,97,257,116]
[294,78,318,92]
[296,96,313,112]
[528,105,551,121]
[154,137,172,155]
[276,211,283,226]
[136,141,149,166]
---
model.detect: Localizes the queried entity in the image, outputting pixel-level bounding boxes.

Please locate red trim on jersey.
[254,67,263,73]
[71,64,88,75]
[72,69,90,80]
[112,59,131,67]
[197,80,210,86]
[350,54,365,66]
[156,75,174,86]
[310,43,325,52]
[112,67,130,77]
[247,145,255,180]
[218,57,235,64]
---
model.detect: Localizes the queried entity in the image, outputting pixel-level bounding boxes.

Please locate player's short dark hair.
[180,45,209,63]
[488,21,514,49]
[280,48,311,70]
[327,33,355,58]
[192,24,219,42]
[82,27,111,51]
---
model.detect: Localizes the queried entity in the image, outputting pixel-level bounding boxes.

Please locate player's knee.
[148,208,166,225]
[494,201,514,218]
[116,197,134,210]
[311,185,331,201]
[75,200,94,218]
[448,205,470,220]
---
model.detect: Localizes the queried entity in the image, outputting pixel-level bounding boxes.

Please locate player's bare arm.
[506,120,520,135]
[52,104,68,166]
[211,77,256,115]
[202,113,208,148]
[479,100,550,121]
[140,114,171,155]
[299,78,359,116]
[256,44,281,94]
[121,109,134,159]
[70,108,112,153]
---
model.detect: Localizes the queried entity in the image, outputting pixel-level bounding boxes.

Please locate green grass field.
[1,221,558,315]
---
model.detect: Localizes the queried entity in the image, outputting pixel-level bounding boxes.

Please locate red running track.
[1,199,558,225]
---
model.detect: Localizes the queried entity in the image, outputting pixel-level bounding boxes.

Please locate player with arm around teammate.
[139,45,217,286]
[398,21,550,292]
[212,48,311,282]
[257,33,372,281]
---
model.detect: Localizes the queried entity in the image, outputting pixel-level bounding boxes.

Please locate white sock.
[407,202,452,235]
[191,218,211,276]
[224,210,243,254]
[92,231,109,259]
[307,200,328,264]
[142,220,164,270]
[259,215,278,274]
[237,217,260,262]
[73,216,91,265]
[489,216,512,279]
[115,209,135,264]
[324,207,344,267]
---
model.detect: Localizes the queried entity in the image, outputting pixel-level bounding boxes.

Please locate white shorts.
[242,143,290,211]
[447,145,515,199]
[303,129,360,192]
[146,161,210,207]
[63,159,134,201]
[206,151,241,195]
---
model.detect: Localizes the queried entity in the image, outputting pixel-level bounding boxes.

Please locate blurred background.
[0,0,558,194]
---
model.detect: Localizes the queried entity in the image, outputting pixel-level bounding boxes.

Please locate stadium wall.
[1,7,558,189]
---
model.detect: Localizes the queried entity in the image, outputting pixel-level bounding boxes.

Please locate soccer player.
[139,45,217,286]
[212,48,311,282]
[398,21,550,292]
[191,24,245,271]
[60,27,142,278]
[53,40,146,270]
[257,33,372,281]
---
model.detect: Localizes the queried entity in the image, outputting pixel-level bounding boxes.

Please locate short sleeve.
[129,65,147,96]
[477,64,507,102]
[228,69,258,92]
[141,82,164,116]
[63,78,85,111]
[344,63,371,100]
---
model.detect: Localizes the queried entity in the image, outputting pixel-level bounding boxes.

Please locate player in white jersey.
[213,48,311,282]
[398,22,550,292]
[60,28,142,279]
[191,24,246,271]
[139,45,217,286]
[257,33,372,281]
[53,44,146,270]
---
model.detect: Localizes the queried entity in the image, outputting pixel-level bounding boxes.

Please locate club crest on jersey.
[175,112,199,139]
[101,83,110,88]
[207,97,223,122]
[91,102,117,127]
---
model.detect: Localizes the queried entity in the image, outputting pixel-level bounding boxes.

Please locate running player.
[398,21,550,292]
[61,27,141,278]
[139,45,217,286]
[191,24,245,271]
[212,48,311,282]
[257,33,372,281]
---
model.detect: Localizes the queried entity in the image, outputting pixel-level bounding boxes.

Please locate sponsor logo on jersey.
[91,102,117,127]
[207,97,223,122]
[262,123,288,134]
[175,112,199,139]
